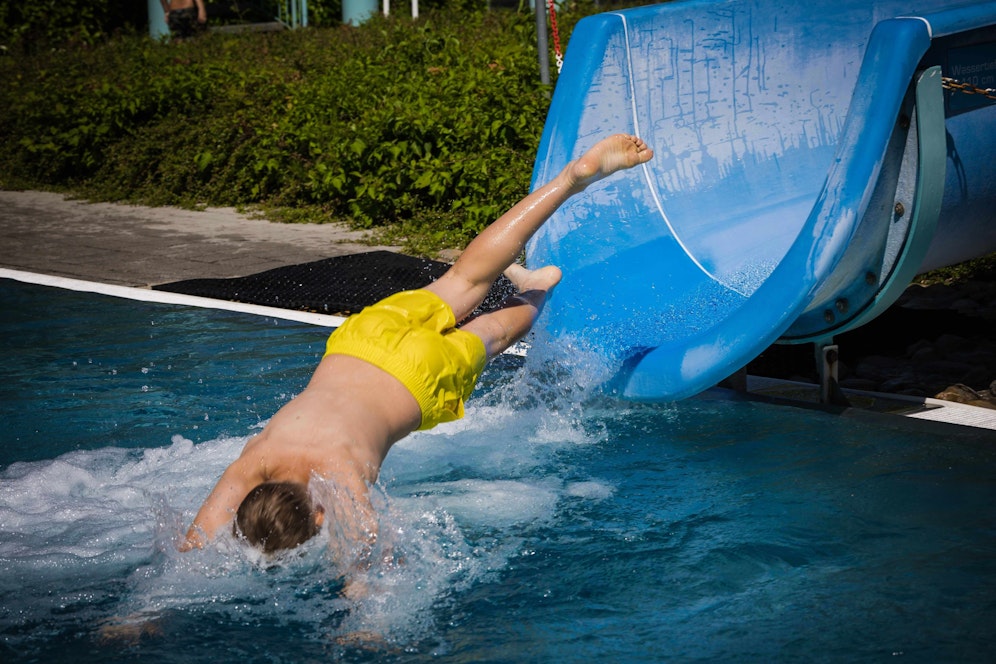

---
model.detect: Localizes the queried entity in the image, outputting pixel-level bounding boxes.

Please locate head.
[234,481,325,554]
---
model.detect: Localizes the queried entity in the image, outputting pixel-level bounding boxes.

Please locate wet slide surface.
[527,0,996,400]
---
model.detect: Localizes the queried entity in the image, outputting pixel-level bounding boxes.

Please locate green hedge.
[0,0,145,54]
[0,3,644,252]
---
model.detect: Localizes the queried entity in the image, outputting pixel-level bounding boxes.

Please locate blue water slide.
[526,0,996,400]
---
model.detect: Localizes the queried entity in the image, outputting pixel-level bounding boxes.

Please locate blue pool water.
[2,278,996,662]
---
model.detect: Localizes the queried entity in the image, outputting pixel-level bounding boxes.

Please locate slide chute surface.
[527,0,996,400]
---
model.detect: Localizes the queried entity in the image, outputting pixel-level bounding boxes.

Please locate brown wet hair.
[234,481,321,553]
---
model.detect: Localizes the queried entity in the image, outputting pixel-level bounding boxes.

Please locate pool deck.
[3,189,996,435]
[0,190,401,288]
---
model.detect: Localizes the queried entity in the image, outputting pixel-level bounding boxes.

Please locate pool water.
[2,279,996,663]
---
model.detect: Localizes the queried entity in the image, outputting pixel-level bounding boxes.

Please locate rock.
[920,359,976,382]
[934,334,970,355]
[838,377,880,391]
[948,348,996,365]
[853,355,903,382]
[952,298,981,316]
[909,345,940,363]
[880,374,920,394]
[906,338,934,355]
[975,390,996,407]
[962,366,994,390]
[934,383,981,403]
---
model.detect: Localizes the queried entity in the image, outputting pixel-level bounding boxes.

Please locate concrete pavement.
[0,190,400,288]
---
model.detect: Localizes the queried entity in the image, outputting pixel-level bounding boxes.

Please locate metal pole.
[535,0,550,86]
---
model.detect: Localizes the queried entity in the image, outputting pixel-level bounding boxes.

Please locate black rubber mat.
[154,250,515,316]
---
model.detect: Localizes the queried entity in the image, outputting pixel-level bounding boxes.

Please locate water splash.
[1,354,620,653]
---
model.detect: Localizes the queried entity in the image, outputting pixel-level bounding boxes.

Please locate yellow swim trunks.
[323,290,487,430]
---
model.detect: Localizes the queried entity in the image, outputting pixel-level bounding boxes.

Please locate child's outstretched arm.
[426,134,652,322]
[180,460,257,550]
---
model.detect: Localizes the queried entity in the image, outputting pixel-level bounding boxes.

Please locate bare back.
[245,354,422,486]
[181,354,421,548]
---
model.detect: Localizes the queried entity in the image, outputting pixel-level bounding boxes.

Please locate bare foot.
[504,263,562,293]
[568,134,653,190]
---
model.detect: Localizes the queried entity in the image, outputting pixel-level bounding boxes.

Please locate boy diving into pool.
[180,134,654,559]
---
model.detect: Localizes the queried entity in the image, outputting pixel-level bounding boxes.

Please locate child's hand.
[98,616,163,645]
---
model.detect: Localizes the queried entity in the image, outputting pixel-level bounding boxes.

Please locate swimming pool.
[2,277,995,662]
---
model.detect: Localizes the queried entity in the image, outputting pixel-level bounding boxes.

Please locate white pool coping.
[906,398,996,429]
[0,267,531,357]
[0,267,348,328]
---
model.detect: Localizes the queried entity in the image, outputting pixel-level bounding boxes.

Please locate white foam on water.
[0,359,616,648]
[400,478,563,528]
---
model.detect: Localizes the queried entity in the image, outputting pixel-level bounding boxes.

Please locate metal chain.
[547,0,563,74]
[942,76,996,101]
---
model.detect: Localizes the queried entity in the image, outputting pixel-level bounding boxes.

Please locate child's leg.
[460,264,562,359]
[426,134,653,322]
